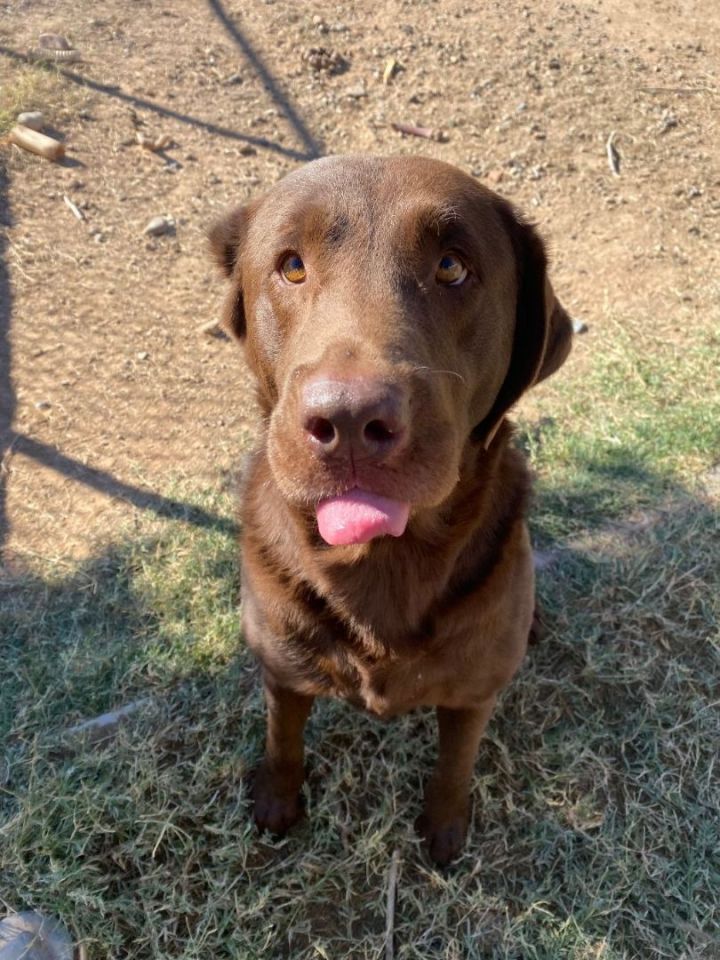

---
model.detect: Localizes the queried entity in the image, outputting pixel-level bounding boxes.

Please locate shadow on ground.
[1,446,717,957]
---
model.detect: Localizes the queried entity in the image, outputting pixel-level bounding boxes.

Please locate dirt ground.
[1,0,718,565]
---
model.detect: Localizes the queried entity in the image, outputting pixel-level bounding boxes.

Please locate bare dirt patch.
[1,0,718,561]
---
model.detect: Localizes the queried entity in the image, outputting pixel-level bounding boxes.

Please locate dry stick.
[384,849,401,960]
[9,124,65,161]
[62,698,153,746]
[63,194,84,221]
[391,121,448,143]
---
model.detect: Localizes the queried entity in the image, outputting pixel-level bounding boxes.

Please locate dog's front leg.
[252,673,314,835]
[417,699,497,866]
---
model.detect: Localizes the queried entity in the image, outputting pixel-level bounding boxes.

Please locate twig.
[391,121,448,143]
[384,849,401,960]
[63,194,85,221]
[606,131,621,177]
[62,698,153,745]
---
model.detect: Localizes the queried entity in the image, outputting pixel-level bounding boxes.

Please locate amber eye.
[280,252,306,284]
[435,253,468,286]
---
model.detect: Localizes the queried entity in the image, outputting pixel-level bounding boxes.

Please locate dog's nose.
[301,377,408,459]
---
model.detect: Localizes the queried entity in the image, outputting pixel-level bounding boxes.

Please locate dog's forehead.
[253,156,500,244]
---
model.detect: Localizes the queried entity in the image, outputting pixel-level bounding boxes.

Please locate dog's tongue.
[316,489,410,546]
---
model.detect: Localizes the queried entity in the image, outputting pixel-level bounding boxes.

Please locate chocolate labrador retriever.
[210,155,572,865]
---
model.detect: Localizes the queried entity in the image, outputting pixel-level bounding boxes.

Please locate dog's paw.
[252,762,303,835]
[415,808,469,867]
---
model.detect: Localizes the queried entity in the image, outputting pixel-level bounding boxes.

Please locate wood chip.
[391,121,448,142]
[62,194,84,221]
[606,131,621,176]
[383,57,400,85]
[135,132,173,152]
[8,125,65,162]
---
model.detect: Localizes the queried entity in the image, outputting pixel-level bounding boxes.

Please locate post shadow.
[0,45,317,163]
[206,0,323,160]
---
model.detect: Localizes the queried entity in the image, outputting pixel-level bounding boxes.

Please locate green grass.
[1,311,719,959]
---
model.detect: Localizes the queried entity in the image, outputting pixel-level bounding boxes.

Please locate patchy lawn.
[2,299,718,959]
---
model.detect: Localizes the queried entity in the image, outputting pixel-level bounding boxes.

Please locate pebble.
[572,318,589,335]
[137,351,149,361]
[143,215,175,237]
[38,32,72,50]
[0,911,73,960]
[17,111,44,130]
[34,400,52,411]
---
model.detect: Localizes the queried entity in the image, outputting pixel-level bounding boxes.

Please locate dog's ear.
[475,201,572,447]
[208,203,254,339]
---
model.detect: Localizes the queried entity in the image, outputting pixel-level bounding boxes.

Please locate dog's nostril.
[306,416,337,446]
[364,419,395,445]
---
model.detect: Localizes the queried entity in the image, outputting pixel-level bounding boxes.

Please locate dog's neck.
[243,420,531,644]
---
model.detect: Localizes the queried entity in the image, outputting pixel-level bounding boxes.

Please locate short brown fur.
[209,155,572,865]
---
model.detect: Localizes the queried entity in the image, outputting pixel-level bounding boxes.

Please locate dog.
[209,155,572,865]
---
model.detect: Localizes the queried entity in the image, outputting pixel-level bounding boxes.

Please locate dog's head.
[210,156,571,546]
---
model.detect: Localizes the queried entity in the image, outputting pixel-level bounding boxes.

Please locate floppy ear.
[208,203,254,339]
[473,201,572,447]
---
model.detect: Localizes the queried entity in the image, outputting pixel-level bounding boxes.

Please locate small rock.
[239,144,257,156]
[0,912,73,960]
[302,46,348,75]
[198,319,230,340]
[572,318,589,334]
[687,185,702,199]
[17,111,44,131]
[136,351,149,361]
[34,400,52,411]
[38,33,72,50]
[659,110,678,133]
[548,57,561,69]
[143,215,175,237]
[346,84,367,99]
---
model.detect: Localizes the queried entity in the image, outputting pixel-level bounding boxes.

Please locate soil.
[1,0,718,564]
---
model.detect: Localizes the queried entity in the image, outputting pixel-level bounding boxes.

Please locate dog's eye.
[280,253,306,284]
[435,254,468,286]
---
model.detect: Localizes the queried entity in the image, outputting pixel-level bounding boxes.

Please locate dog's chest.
[317,631,463,719]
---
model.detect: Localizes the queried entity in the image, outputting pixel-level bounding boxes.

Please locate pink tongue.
[316,489,410,546]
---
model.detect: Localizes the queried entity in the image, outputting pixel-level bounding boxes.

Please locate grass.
[1,309,719,959]
[0,62,72,137]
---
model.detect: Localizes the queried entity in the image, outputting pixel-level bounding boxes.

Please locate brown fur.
[209,155,572,865]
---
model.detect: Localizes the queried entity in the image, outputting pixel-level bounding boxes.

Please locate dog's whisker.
[411,365,467,385]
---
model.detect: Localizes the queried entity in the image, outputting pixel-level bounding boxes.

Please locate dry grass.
[2,306,719,957]
[0,62,72,137]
